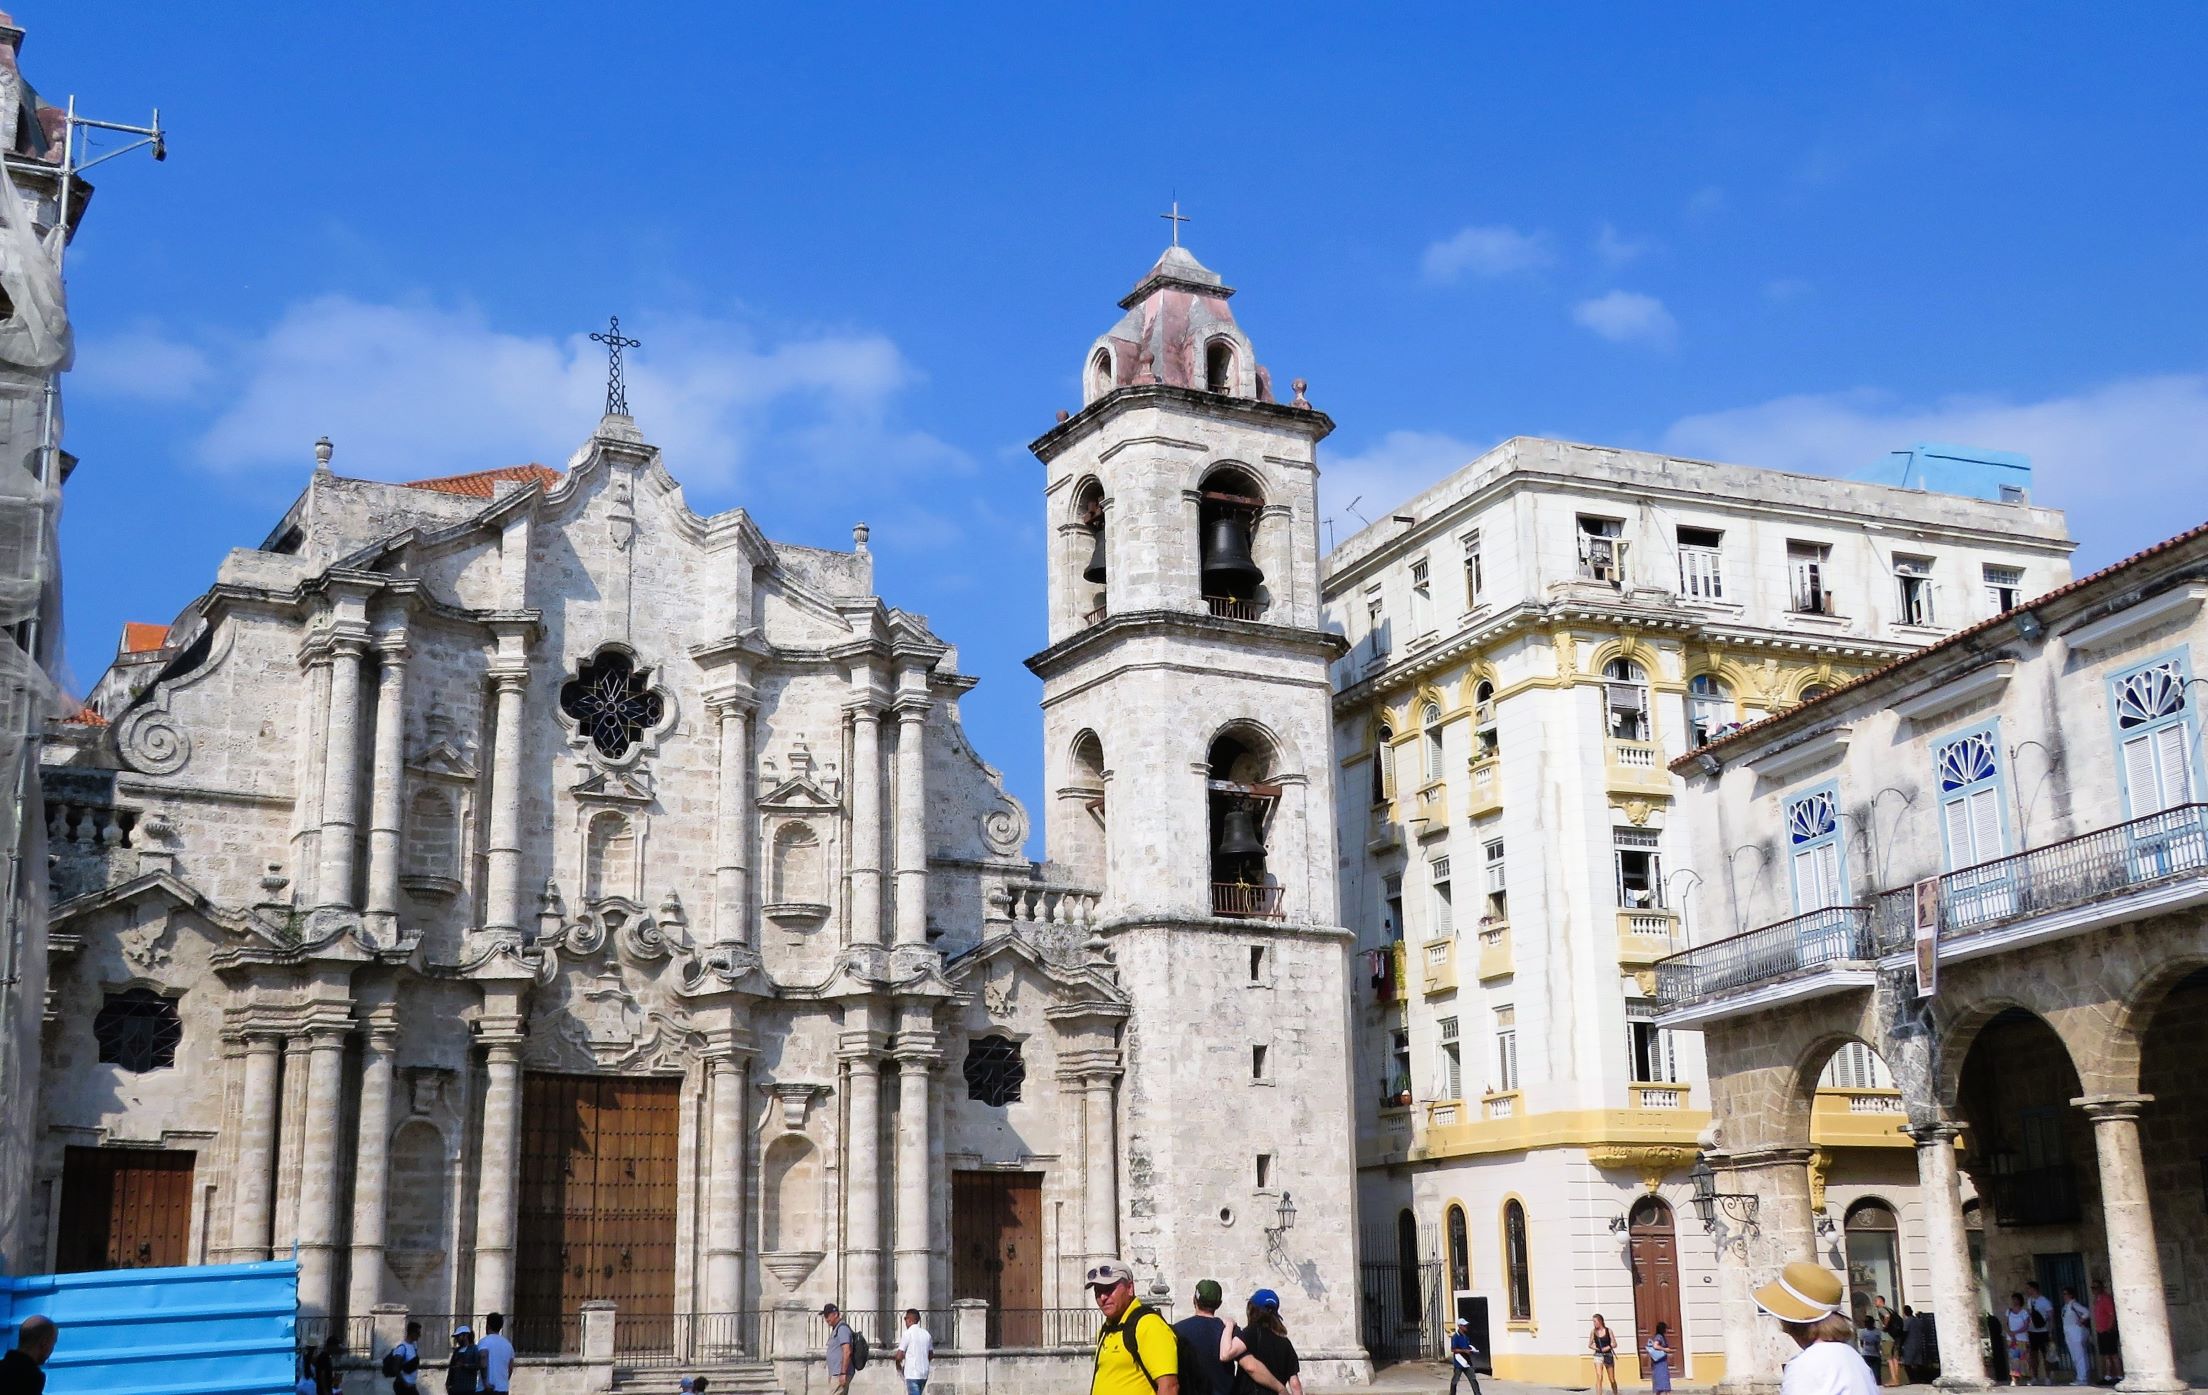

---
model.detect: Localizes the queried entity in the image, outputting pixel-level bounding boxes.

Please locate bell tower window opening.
[1086,346,1115,403]
[559,649,666,760]
[1208,727,1281,919]
[1073,477,1108,621]
[1198,466,1266,617]
[1205,338,1236,394]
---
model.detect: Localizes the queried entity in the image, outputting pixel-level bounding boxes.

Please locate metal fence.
[614,1311,767,1366]
[1359,1260,1443,1363]
[989,1307,1106,1349]
[401,1315,581,1362]
[1652,905,1873,1012]
[294,1315,374,1358]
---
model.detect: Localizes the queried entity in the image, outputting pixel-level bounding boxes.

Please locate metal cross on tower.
[590,315,642,417]
[1160,200,1190,247]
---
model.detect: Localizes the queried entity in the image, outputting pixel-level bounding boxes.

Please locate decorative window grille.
[1786,787,1845,912]
[1983,564,2024,614]
[94,989,181,1073]
[1788,541,1833,614]
[963,1034,1026,1107]
[1895,555,1937,626]
[1462,531,1484,607]
[2112,656,2196,816]
[558,650,666,759]
[2115,660,2187,728]
[1676,526,1724,600]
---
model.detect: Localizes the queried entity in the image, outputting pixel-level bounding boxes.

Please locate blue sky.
[37,3,2208,842]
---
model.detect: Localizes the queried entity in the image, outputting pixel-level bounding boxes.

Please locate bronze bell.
[1200,515,1263,593]
[1216,801,1266,859]
[1082,525,1108,584]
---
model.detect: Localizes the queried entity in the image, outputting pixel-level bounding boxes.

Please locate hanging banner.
[1912,877,1941,998]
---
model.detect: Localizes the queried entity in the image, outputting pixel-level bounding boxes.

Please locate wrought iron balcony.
[1872,802,2208,957]
[1977,1163,2083,1227]
[1652,905,1876,1023]
[1213,881,1285,919]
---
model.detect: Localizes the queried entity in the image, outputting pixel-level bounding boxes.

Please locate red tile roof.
[401,464,561,500]
[63,705,107,727]
[120,621,170,655]
[1677,515,2208,769]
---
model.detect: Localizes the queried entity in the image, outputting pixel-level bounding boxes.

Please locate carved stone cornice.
[1587,1143,1696,1193]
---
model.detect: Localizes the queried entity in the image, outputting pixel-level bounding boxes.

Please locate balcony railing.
[1213,882,1285,919]
[1872,802,2208,951]
[1653,905,1874,1012]
[1978,1163,2083,1227]
[1205,595,1265,622]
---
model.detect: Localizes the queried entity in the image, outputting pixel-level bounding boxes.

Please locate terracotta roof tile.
[401,464,560,500]
[1676,515,2208,769]
[120,621,170,655]
[63,705,107,727]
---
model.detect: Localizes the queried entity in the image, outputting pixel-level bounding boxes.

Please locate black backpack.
[1119,1305,1186,1393]
[381,1350,403,1379]
[849,1328,871,1372]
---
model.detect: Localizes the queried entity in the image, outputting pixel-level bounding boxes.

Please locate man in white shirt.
[893,1308,934,1395]
[1752,1261,1880,1395]
[476,1312,517,1395]
[390,1321,423,1395]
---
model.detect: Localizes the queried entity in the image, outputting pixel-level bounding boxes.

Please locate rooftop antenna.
[53,95,167,273]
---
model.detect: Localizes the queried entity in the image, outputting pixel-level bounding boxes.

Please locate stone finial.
[853,521,871,552]
[313,436,334,472]
[1056,409,1070,424]
[1290,378,1309,409]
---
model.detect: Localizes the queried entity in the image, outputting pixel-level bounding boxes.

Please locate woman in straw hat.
[1753,1262,1880,1395]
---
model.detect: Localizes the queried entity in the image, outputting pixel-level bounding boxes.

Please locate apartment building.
[1326,436,2072,1383]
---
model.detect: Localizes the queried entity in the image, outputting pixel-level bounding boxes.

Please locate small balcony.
[1366,942,1407,1003]
[1628,1082,1691,1110]
[1652,905,1878,1026]
[1213,882,1285,920]
[1475,920,1513,981]
[1204,595,1266,623]
[1870,802,2208,964]
[1413,781,1448,831]
[1616,909,1680,967]
[1604,739,1672,798]
[1465,756,1503,818]
[1809,1087,1909,1148]
[1420,937,1458,995]
[1482,1091,1519,1120]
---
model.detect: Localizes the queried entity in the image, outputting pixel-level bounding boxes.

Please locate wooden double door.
[1628,1196,1683,1380]
[952,1171,1043,1346]
[56,1146,194,1272]
[515,1073,680,1330]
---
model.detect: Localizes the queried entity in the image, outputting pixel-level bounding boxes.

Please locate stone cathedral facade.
[31,249,1370,1381]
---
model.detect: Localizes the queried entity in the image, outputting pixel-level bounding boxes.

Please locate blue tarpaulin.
[2,1258,299,1395]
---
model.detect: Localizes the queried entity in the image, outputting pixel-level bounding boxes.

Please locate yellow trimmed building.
[1326,436,2071,1383]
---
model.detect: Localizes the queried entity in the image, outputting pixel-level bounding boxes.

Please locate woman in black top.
[1222,1288,1303,1395]
[1590,1314,1620,1395]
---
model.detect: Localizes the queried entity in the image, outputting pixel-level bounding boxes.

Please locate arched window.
[1603,659,1650,742]
[1421,702,1445,782]
[1205,339,1235,394]
[1208,727,1277,918]
[1799,683,1832,704]
[1688,674,1734,747]
[1395,1209,1421,1316]
[1446,1204,1471,1293]
[1843,1199,1903,1319]
[1074,477,1107,610]
[1086,346,1114,402]
[2111,655,2195,815]
[1198,466,1265,614]
[1372,724,1394,805]
[1503,1199,1532,1320]
[1473,680,1498,759]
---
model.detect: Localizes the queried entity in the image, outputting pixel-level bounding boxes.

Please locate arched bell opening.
[1207,726,1281,919]
[1072,477,1107,625]
[1204,338,1237,395]
[1063,728,1108,884]
[1198,465,1266,621]
[1085,345,1116,404]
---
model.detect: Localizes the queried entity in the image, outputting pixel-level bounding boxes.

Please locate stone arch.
[1084,346,1115,403]
[1204,337,1237,394]
[2099,948,2208,1096]
[772,822,825,907]
[761,1133,822,1253]
[1934,995,2090,1114]
[584,809,637,903]
[1203,716,1297,780]
[1586,635,1662,679]
[1196,463,1269,613]
[1948,1004,2092,1234]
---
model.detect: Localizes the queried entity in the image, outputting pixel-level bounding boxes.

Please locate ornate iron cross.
[1160,199,1190,247]
[589,315,642,416]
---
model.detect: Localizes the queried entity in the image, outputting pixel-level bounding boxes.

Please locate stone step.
[610,1361,785,1395]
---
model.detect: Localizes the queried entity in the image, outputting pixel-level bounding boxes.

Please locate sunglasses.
[1085,1266,1130,1288]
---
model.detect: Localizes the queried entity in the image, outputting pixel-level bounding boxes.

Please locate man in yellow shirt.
[1087,1260,1179,1395]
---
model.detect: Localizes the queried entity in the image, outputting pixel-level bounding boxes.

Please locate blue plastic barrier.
[1,1258,299,1395]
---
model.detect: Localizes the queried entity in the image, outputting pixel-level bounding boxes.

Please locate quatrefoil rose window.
[559,649,667,760]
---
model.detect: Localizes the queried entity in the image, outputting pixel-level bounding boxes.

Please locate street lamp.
[1687,1156,1760,1235]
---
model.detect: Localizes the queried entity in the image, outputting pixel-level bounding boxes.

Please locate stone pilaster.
[892,1017,938,1312]
[362,634,410,935]
[294,1020,352,1317]
[847,692,885,947]
[470,1019,526,1314]
[483,667,529,935]
[316,634,370,910]
[274,1033,312,1245]
[1081,1072,1119,1268]
[2075,1095,2185,1393]
[840,1016,885,1325]
[704,1051,750,1316]
[709,688,756,945]
[1712,1147,1818,1395]
[892,690,931,949]
[228,1030,283,1259]
[346,1010,399,1321]
[1905,1123,1989,1390]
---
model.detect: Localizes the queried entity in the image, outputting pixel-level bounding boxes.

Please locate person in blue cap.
[1221,1289,1302,1395]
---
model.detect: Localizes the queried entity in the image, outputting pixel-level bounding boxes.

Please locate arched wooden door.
[1628,1196,1682,1380]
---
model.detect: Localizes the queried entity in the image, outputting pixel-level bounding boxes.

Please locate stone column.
[842,1029,884,1327]
[1906,1124,1989,1390]
[295,1023,352,1317]
[1715,1147,1819,1395]
[229,1031,283,1258]
[1082,1073,1119,1266]
[2075,1095,2185,1393]
[346,1013,399,1321]
[471,1027,526,1315]
[275,1034,312,1245]
[483,668,529,934]
[710,694,755,945]
[848,698,885,946]
[892,695,931,949]
[892,1039,937,1312]
[705,1053,750,1315]
[317,636,370,910]
[362,636,410,933]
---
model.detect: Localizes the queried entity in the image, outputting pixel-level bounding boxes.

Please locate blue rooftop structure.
[2,1258,298,1395]
[1852,442,2034,503]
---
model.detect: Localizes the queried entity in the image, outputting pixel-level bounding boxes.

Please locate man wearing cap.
[1753,1262,1879,1395]
[1172,1279,1237,1395]
[447,1325,482,1395]
[821,1304,855,1394]
[1086,1260,1178,1395]
[1447,1317,1481,1395]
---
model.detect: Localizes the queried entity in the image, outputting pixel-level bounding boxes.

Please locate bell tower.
[1027,244,1368,1382]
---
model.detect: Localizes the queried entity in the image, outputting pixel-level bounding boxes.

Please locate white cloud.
[1420,225,1553,284]
[1572,290,1677,347]
[1594,222,1646,268]
[72,326,216,404]
[1662,374,2208,568]
[1316,428,1487,545]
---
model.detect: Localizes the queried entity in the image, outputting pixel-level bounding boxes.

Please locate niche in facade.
[761,1134,823,1254]
[583,810,638,904]
[383,1118,450,1292]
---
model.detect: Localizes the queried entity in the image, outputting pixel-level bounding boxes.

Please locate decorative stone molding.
[1588,1143,1696,1193]
[767,1081,830,1131]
